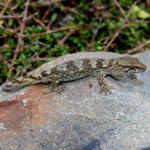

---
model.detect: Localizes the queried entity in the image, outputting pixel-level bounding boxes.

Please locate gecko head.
[2,80,24,92]
[1,77,29,92]
[114,56,146,73]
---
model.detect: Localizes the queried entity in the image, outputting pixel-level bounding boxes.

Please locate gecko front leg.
[97,75,112,95]
[41,71,65,93]
[49,78,65,93]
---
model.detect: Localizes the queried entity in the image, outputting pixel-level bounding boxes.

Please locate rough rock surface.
[0,51,150,150]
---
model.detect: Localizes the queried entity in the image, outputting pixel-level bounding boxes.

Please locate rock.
[0,51,150,150]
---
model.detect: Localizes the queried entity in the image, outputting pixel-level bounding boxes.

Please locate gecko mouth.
[129,68,146,73]
[133,65,146,73]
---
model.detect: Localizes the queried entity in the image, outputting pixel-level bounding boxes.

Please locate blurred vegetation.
[0,0,150,84]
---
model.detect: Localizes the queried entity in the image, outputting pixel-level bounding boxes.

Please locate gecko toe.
[100,86,112,95]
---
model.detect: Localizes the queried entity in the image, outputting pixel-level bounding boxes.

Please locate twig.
[32,16,47,29]
[146,0,150,9]
[28,25,79,37]
[0,15,22,19]
[87,18,102,51]
[126,40,150,54]
[0,26,19,33]
[18,41,51,53]
[41,8,52,29]
[58,29,75,46]
[41,8,51,21]
[29,0,66,7]
[103,26,124,51]
[0,12,37,20]
[24,12,38,21]
[103,36,111,46]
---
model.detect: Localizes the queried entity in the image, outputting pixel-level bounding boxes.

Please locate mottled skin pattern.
[2,56,146,94]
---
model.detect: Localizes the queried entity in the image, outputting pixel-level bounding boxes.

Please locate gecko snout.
[133,63,147,73]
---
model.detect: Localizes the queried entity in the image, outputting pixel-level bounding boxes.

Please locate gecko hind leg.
[44,78,65,94]
[41,72,65,94]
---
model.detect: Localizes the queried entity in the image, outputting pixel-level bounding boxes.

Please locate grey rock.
[0,51,150,150]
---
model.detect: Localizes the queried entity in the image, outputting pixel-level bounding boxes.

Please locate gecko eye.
[41,71,49,77]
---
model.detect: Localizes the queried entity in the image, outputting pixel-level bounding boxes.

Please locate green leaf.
[131,5,150,19]
[0,19,4,26]
[51,13,58,23]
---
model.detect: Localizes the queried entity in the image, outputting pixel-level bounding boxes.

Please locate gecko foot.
[43,85,65,94]
[100,85,113,95]
[52,85,65,93]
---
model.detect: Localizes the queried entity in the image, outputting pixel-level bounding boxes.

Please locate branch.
[8,0,30,76]
[0,0,12,15]
[102,0,139,51]
[113,0,129,22]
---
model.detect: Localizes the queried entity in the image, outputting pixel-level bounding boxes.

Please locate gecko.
[1,56,146,94]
